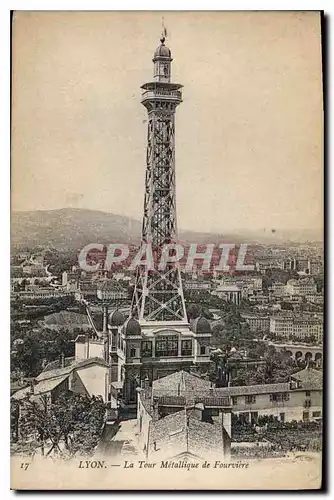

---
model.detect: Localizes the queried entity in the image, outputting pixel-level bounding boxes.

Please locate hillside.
[11,208,142,249]
[11,208,322,250]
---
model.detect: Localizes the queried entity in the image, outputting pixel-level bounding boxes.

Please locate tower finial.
[160,16,167,44]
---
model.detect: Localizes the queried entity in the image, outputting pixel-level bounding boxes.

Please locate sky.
[11,11,323,234]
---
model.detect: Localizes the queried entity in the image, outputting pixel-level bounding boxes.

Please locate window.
[232,396,238,405]
[200,345,206,355]
[251,411,258,424]
[239,413,248,424]
[303,411,309,422]
[141,341,152,357]
[130,348,136,358]
[312,411,321,418]
[181,340,192,356]
[245,395,256,404]
[111,332,117,350]
[155,336,178,357]
[306,390,311,397]
[270,393,289,402]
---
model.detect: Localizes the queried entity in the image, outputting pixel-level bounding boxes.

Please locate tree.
[16,392,107,457]
[12,336,43,377]
[11,399,20,442]
[11,325,76,378]
[186,303,201,320]
[228,344,297,386]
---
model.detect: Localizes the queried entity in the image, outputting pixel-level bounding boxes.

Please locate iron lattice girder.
[132,89,187,323]
[142,112,177,246]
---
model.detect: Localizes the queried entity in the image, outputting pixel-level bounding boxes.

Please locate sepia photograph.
[10,10,323,490]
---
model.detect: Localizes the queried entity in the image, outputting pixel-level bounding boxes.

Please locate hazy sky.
[12,11,323,233]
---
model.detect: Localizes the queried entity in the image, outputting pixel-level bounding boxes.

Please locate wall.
[196,336,211,356]
[75,341,85,361]
[232,389,322,422]
[136,390,152,456]
[51,377,69,402]
[76,364,108,402]
[70,370,89,396]
[87,340,104,359]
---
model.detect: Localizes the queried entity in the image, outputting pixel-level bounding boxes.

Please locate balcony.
[126,358,142,365]
[141,89,182,103]
[110,347,125,360]
[194,396,231,408]
[196,355,211,363]
[143,356,195,364]
[158,396,186,407]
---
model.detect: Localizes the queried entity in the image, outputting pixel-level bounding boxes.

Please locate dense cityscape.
[10,238,323,460]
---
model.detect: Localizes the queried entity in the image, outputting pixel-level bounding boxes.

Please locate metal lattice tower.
[131,35,188,323]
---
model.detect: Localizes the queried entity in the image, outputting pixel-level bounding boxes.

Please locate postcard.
[10,10,323,490]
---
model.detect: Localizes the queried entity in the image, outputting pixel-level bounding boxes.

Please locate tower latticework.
[131,35,188,323]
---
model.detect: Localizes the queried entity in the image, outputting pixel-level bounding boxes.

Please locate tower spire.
[161,16,167,43]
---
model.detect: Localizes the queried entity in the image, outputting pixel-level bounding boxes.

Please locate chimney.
[102,304,108,334]
[30,380,35,395]
[84,334,90,359]
[152,398,159,420]
[60,352,65,368]
[192,402,204,421]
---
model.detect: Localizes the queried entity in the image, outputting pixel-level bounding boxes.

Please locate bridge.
[269,341,323,363]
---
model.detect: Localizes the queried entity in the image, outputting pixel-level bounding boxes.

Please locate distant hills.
[11,208,322,250]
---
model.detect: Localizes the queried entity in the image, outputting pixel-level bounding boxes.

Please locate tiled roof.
[149,410,223,459]
[150,410,186,443]
[156,383,293,399]
[42,357,76,372]
[36,357,108,381]
[12,374,69,400]
[75,334,86,344]
[11,386,31,401]
[214,383,290,397]
[150,368,323,411]
[188,417,223,456]
[291,368,323,390]
[152,370,211,396]
[97,280,127,292]
[36,363,74,381]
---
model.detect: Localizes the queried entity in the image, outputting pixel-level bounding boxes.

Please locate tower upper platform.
[141,36,182,109]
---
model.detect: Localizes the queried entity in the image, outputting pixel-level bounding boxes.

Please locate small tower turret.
[153,35,172,83]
